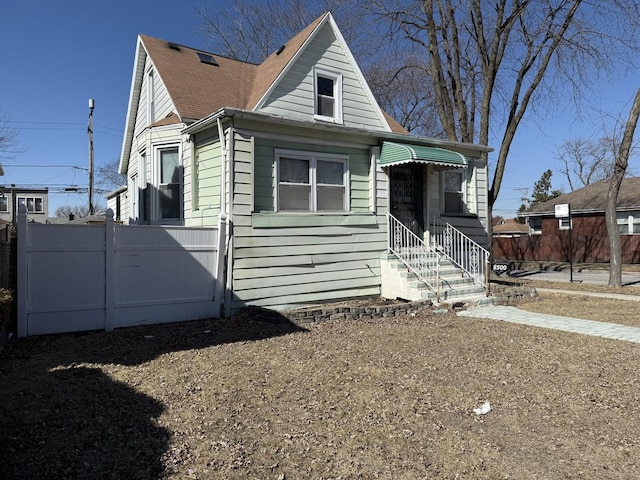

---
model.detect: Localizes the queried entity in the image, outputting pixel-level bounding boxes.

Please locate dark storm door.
[390,165,422,234]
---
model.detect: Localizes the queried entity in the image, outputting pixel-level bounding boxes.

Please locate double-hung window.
[314,69,342,123]
[17,196,43,213]
[0,196,7,213]
[156,146,182,221]
[617,213,640,234]
[276,150,348,212]
[442,170,465,214]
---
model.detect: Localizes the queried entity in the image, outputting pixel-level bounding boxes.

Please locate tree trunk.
[606,88,640,287]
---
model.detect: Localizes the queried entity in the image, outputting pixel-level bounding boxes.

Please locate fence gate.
[17,208,223,337]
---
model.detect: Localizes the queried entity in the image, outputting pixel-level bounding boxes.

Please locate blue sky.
[1,0,638,217]
[1,0,206,214]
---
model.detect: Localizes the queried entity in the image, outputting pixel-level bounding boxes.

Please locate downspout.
[213,118,228,317]
[189,134,198,216]
[224,121,236,318]
[370,146,379,215]
[217,118,227,217]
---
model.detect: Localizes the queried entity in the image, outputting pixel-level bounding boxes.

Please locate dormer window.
[314,69,342,123]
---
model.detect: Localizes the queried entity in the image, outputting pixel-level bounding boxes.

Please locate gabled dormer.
[251,13,391,132]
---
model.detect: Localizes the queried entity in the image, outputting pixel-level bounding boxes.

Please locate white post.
[104,209,115,331]
[16,204,28,337]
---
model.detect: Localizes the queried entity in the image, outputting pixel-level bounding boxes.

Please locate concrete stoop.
[381,252,492,307]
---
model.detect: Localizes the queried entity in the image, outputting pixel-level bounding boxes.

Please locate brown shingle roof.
[493,219,529,234]
[139,11,405,133]
[140,12,328,121]
[246,13,327,110]
[526,177,640,214]
[140,35,258,121]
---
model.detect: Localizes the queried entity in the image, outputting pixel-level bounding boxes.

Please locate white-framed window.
[528,217,542,234]
[0,196,7,212]
[154,145,182,221]
[275,150,349,212]
[617,213,640,234]
[558,217,572,230]
[130,172,139,222]
[314,68,343,123]
[442,169,465,214]
[147,68,155,125]
[17,196,43,213]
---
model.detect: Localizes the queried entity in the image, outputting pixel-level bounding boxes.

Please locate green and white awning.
[379,141,467,168]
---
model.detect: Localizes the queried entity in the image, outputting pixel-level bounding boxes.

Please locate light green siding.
[259,22,387,132]
[192,136,222,225]
[229,132,388,313]
[253,138,372,213]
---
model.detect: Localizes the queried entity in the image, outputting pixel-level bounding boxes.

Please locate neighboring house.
[106,185,128,222]
[492,219,529,237]
[118,12,492,314]
[495,178,640,264]
[0,186,49,224]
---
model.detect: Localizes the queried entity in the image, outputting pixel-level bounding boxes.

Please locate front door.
[390,164,423,235]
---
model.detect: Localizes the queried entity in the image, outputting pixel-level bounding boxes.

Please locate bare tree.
[54,204,91,219]
[605,88,640,287]
[370,0,640,211]
[198,0,368,63]
[556,138,613,191]
[197,0,442,136]
[0,106,22,160]
[96,158,127,192]
[367,58,444,137]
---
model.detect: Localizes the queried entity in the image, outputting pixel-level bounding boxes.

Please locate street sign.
[555,203,570,218]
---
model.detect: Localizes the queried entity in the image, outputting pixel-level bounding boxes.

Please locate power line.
[0,164,86,169]
[14,120,122,132]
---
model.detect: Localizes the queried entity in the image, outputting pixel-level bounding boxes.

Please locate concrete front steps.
[380,252,493,307]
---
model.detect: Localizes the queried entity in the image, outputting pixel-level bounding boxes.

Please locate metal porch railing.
[430,215,490,287]
[387,213,443,293]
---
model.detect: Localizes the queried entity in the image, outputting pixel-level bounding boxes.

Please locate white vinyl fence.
[17,207,225,337]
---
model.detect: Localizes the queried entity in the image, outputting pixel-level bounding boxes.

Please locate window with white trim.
[617,213,640,234]
[147,68,155,125]
[529,217,542,234]
[17,196,43,213]
[558,217,572,230]
[442,170,465,214]
[155,145,182,221]
[314,69,343,123]
[0,196,7,212]
[276,150,348,212]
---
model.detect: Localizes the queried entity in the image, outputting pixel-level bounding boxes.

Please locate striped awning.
[379,141,467,168]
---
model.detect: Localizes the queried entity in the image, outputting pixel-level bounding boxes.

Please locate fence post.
[16,205,28,338]
[104,209,115,331]
[213,213,227,317]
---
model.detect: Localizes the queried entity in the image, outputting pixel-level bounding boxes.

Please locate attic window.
[168,42,181,51]
[196,52,218,66]
[313,68,343,124]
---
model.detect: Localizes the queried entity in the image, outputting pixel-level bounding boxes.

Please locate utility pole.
[88,98,95,215]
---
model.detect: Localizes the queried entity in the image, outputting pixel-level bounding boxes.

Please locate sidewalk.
[458,277,640,343]
[535,288,640,302]
[458,305,640,343]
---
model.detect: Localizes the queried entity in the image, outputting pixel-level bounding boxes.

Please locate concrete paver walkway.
[458,305,640,344]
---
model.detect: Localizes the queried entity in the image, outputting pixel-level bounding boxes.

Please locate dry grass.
[3,291,640,479]
[495,275,640,327]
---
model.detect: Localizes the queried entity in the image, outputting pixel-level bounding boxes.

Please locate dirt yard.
[2,289,640,479]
